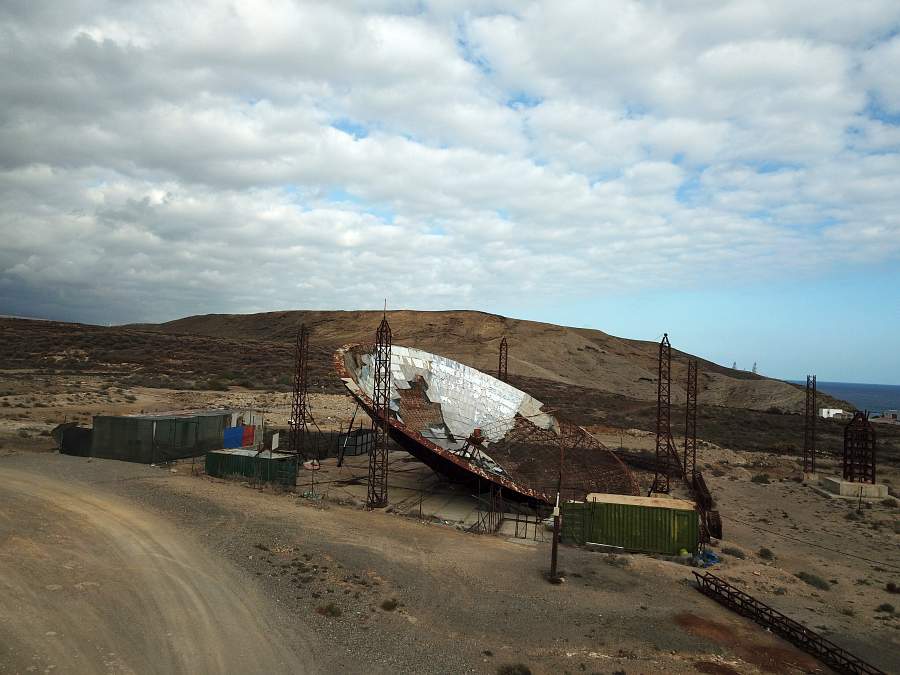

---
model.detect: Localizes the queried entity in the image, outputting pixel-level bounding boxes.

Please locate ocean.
[791,381,900,414]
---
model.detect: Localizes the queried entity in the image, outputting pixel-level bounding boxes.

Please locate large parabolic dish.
[334,344,640,504]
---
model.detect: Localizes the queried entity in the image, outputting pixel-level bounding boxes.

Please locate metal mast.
[367,314,392,508]
[288,324,310,459]
[684,359,698,483]
[843,411,876,484]
[652,333,677,494]
[498,337,508,382]
[803,374,817,473]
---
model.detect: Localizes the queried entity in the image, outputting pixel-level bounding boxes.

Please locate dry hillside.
[135,309,838,413]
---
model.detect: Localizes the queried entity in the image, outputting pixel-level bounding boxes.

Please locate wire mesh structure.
[803,374,817,473]
[367,315,392,508]
[652,334,680,494]
[498,336,508,382]
[336,343,639,505]
[843,411,876,484]
[683,359,698,481]
[288,325,311,459]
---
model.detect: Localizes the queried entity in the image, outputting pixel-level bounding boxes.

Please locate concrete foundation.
[819,476,888,499]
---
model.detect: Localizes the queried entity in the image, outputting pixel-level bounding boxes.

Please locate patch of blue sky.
[751,160,803,173]
[426,224,447,236]
[322,187,396,223]
[864,94,900,125]
[455,21,492,77]
[331,118,368,139]
[506,92,542,109]
[675,173,703,204]
[522,261,900,383]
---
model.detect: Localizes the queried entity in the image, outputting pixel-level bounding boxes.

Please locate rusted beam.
[694,572,885,675]
[367,315,392,508]
[498,336,508,382]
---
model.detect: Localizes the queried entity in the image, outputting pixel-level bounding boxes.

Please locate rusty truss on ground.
[694,572,885,675]
[334,343,639,504]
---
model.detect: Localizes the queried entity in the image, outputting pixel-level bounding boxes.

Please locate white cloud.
[0,0,899,323]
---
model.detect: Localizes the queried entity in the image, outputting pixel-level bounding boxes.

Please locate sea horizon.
[787,379,900,413]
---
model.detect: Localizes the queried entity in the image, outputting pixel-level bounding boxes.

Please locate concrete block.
[819,476,888,499]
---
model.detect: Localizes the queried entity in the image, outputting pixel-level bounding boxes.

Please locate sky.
[1,1,899,384]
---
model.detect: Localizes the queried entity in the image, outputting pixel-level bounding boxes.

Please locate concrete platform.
[819,476,888,499]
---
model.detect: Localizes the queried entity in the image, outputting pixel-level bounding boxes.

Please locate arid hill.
[135,309,836,414]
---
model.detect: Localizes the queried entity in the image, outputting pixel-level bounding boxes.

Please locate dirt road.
[0,467,311,674]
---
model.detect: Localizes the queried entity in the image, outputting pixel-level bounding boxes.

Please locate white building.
[819,408,847,419]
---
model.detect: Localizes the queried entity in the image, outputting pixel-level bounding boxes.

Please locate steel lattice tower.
[288,325,310,459]
[683,359,698,483]
[652,334,678,494]
[367,315,392,509]
[843,411,876,484]
[803,375,817,473]
[498,337,508,382]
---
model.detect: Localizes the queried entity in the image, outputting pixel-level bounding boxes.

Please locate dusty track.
[0,467,310,674]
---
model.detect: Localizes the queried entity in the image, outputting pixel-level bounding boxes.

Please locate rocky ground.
[1,371,899,674]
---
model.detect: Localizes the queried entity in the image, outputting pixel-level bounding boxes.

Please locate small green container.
[205,448,297,487]
[562,494,699,555]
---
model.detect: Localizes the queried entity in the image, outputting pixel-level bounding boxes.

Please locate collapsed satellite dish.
[335,344,639,504]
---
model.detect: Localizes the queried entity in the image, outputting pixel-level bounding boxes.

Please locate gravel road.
[0,464,312,674]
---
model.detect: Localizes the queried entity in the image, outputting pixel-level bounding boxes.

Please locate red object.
[242,425,255,447]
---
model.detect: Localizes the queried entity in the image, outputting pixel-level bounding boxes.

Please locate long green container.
[562,494,699,555]
[205,448,297,487]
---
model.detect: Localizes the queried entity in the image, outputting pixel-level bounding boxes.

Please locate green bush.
[796,572,830,590]
[758,547,775,560]
[882,497,898,508]
[721,546,746,559]
[875,603,894,614]
[316,602,342,617]
[751,473,771,484]
[497,665,532,675]
[380,598,398,611]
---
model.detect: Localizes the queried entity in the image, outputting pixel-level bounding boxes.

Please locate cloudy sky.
[2,1,899,383]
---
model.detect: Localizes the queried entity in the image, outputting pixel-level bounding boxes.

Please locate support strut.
[803,374,817,473]
[498,336,508,382]
[288,325,310,460]
[367,314,392,509]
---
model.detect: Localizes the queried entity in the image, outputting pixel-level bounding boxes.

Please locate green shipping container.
[562,494,699,555]
[205,448,298,487]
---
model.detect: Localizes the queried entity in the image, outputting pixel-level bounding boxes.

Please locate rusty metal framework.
[651,334,680,494]
[843,411,876,484]
[694,572,885,675]
[469,478,504,534]
[498,336,508,382]
[803,374,817,473]
[683,359,698,481]
[367,315,392,508]
[288,325,311,459]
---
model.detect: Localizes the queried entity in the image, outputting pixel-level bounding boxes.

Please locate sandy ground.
[1,372,899,673]
[0,466,310,674]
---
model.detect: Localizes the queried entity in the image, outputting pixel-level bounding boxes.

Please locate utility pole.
[548,436,564,584]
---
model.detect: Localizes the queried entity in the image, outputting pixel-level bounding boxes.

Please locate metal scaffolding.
[843,411,876,484]
[651,333,679,494]
[683,359,698,482]
[803,374,817,473]
[367,315,392,508]
[498,336,508,382]
[288,325,310,459]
